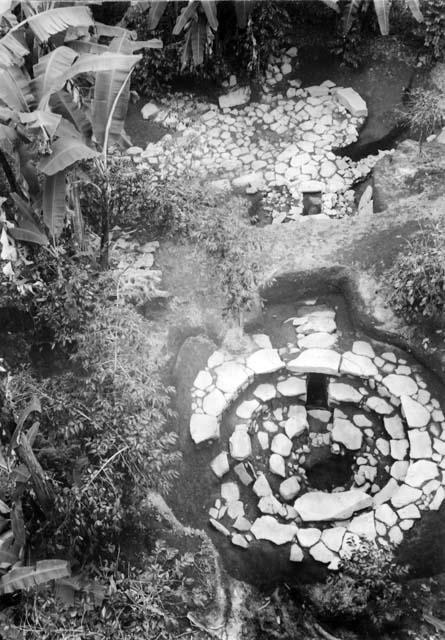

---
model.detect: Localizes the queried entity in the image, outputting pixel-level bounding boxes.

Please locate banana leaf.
[0,66,34,112]
[233,0,254,28]
[191,16,207,66]
[0,559,70,594]
[49,90,92,139]
[42,170,66,238]
[24,5,94,42]
[38,136,99,175]
[32,46,77,101]
[406,0,423,22]
[0,30,29,67]
[19,110,61,138]
[373,0,391,35]
[147,0,168,30]
[9,193,48,246]
[201,1,218,30]
[173,1,198,35]
[319,0,340,12]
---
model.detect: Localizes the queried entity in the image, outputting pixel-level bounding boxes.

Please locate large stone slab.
[401,395,430,428]
[277,377,306,398]
[294,489,372,522]
[251,516,298,545]
[340,352,378,378]
[404,460,438,488]
[332,412,363,450]
[334,87,368,117]
[408,430,432,459]
[215,362,251,395]
[190,413,219,444]
[246,349,284,375]
[287,348,341,375]
[382,374,417,398]
[328,381,362,405]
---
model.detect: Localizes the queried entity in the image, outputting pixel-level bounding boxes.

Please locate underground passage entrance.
[306,372,328,407]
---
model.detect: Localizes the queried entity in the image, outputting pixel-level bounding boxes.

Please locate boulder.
[294,489,372,522]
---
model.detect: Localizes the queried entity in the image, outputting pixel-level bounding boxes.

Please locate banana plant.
[0,2,162,267]
[343,0,423,35]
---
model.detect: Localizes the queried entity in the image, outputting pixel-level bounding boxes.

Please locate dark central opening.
[306,373,328,407]
[306,451,355,491]
[302,191,322,215]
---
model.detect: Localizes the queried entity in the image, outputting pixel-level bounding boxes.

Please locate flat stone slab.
[190,413,219,444]
[334,87,368,117]
[236,399,260,419]
[215,362,251,394]
[271,433,293,457]
[298,332,337,349]
[280,476,301,501]
[246,349,284,375]
[404,460,438,488]
[352,341,375,358]
[332,414,363,450]
[391,484,422,508]
[294,489,372,522]
[328,381,363,405]
[203,388,226,416]
[277,377,306,397]
[253,383,276,402]
[287,348,341,375]
[219,86,251,109]
[384,415,405,439]
[253,473,272,497]
[348,511,376,541]
[340,352,378,378]
[321,526,346,552]
[251,516,298,545]
[383,374,418,398]
[297,527,321,547]
[401,395,430,428]
[408,430,432,459]
[269,453,286,477]
[210,452,230,477]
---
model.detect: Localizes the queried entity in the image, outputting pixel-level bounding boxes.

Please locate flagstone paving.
[188,300,445,570]
[127,49,391,223]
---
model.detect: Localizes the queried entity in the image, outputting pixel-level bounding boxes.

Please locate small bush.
[306,539,410,631]
[399,88,443,147]
[387,221,445,324]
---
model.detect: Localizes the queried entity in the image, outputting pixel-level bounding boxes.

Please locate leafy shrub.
[399,88,443,147]
[416,0,445,61]
[387,221,445,324]
[5,538,215,639]
[306,539,410,630]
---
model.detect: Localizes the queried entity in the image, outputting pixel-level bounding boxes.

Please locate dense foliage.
[388,221,445,324]
[417,0,445,61]
[400,88,443,147]
[306,540,410,630]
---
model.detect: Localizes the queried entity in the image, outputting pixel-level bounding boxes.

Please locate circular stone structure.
[189,302,445,570]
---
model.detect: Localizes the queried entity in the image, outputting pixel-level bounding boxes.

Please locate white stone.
[298,333,337,349]
[430,486,445,510]
[397,503,420,519]
[246,349,284,375]
[280,476,301,501]
[284,409,308,439]
[190,413,219,444]
[334,87,368,117]
[294,489,372,522]
[219,86,251,109]
[269,453,286,477]
[375,504,397,527]
[373,478,400,505]
[366,396,393,415]
[251,516,298,545]
[384,415,405,439]
[193,370,213,390]
[388,525,403,545]
[236,399,260,420]
[210,518,230,537]
[321,526,346,552]
[390,439,409,460]
[290,544,304,562]
[215,362,251,394]
[348,511,376,541]
[277,377,306,398]
[353,414,373,428]
[310,542,336,564]
[233,516,251,532]
[253,473,272,497]
[229,430,252,461]
[401,395,430,428]
[253,383,276,402]
[340,352,378,378]
[297,527,321,547]
[271,433,293,457]
[258,495,286,516]
[332,415,363,450]
[252,334,273,349]
[287,348,341,375]
[404,460,438,488]
[257,431,269,450]
[328,381,362,405]
[383,375,418,398]
[408,430,432,459]
[141,102,159,119]
[376,438,390,456]
[221,482,240,503]
[390,461,409,481]
[203,388,227,416]
[208,351,225,368]
[391,484,422,508]
[210,452,230,477]
[227,500,245,519]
